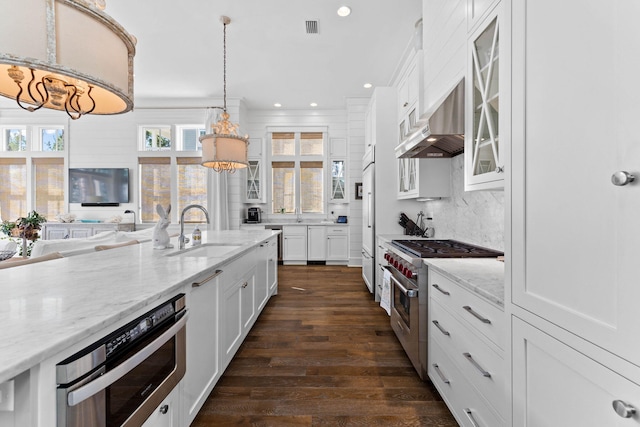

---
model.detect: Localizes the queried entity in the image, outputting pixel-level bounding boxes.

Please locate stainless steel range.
[382,239,502,380]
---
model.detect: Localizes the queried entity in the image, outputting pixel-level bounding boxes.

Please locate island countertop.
[0,229,279,384]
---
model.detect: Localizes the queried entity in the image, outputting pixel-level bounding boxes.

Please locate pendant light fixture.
[0,0,136,120]
[199,16,249,173]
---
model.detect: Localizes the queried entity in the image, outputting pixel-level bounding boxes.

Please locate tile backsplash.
[422,155,504,251]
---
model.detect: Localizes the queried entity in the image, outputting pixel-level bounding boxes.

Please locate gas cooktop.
[391,239,503,258]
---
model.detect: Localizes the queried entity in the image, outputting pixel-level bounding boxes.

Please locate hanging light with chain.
[199,16,249,173]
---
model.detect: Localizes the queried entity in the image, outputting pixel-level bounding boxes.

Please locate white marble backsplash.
[423,155,504,251]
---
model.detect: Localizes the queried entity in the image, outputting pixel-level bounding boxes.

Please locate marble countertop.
[0,229,279,384]
[242,221,349,226]
[424,258,505,308]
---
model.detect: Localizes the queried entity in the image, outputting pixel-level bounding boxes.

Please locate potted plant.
[1,211,47,257]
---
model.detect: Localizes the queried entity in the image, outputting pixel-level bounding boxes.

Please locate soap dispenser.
[192,225,202,246]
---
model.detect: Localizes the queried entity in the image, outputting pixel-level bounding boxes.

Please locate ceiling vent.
[305,20,319,34]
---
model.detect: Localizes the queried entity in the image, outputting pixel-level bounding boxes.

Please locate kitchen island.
[0,229,279,426]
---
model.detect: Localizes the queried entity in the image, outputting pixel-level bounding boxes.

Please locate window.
[177,158,207,222]
[0,125,66,221]
[0,159,27,221]
[33,158,64,216]
[3,128,26,151]
[142,126,172,151]
[270,131,325,215]
[137,124,208,223]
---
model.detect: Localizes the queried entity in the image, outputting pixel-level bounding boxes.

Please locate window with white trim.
[0,125,66,221]
[270,131,325,215]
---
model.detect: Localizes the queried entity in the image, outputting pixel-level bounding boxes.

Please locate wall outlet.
[0,380,14,412]
[425,211,434,220]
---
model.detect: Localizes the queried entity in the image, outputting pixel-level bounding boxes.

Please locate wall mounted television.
[69,168,130,206]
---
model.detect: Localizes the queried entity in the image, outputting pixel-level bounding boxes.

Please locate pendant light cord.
[223,20,227,112]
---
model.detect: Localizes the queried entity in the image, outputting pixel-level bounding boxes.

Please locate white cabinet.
[220,265,256,367]
[183,268,221,425]
[42,222,134,240]
[465,5,506,191]
[266,237,278,295]
[283,225,307,264]
[512,317,640,427]
[397,51,422,134]
[256,237,277,311]
[512,0,640,369]
[428,269,506,425]
[467,0,500,33]
[307,226,326,261]
[326,226,348,264]
[397,158,451,199]
[141,386,180,427]
[244,138,265,203]
[330,159,347,202]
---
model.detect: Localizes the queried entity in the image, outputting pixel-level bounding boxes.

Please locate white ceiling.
[104,0,423,110]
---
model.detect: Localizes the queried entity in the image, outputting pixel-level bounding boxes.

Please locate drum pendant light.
[0,0,136,120]
[199,16,249,173]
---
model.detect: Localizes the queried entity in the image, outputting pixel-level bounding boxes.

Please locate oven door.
[388,267,422,375]
[57,312,187,427]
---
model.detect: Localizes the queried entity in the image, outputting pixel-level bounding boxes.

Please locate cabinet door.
[465,9,505,190]
[330,160,346,202]
[513,317,640,427]
[283,227,307,262]
[267,240,278,295]
[307,226,326,261]
[221,277,243,366]
[240,269,256,332]
[140,386,180,427]
[255,243,270,311]
[46,227,69,240]
[327,233,348,261]
[244,159,263,203]
[70,228,92,238]
[512,0,640,366]
[184,269,221,424]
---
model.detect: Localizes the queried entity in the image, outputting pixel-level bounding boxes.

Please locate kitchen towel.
[380,268,391,316]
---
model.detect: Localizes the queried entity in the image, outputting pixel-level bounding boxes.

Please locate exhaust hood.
[395,79,465,159]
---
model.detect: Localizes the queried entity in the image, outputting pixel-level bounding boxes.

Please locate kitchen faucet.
[179,204,210,249]
[296,207,302,223]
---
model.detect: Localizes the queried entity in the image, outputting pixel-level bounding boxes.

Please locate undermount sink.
[166,243,243,258]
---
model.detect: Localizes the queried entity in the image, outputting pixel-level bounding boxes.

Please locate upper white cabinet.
[244,138,266,203]
[397,51,423,133]
[512,0,640,370]
[397,158,451,200]
[330,138,347,203]
[467,0,501,33]
[465,5,506,191]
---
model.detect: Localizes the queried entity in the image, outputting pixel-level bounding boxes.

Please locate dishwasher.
[264,225,282,263]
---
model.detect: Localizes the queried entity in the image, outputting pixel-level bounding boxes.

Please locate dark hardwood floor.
[191,265,458,427]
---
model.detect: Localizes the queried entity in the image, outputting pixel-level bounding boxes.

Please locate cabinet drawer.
[326,227,347,235]
[430,298,506,417]
[283,225,307,235]
[429,339,504,427]
[429,270,505,349]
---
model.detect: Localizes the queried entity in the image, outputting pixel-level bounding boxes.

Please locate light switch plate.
[0,380,14,412]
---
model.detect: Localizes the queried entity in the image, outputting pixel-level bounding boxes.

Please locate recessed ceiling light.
[274,103,282,107]
[364,83,372,89]
[337,6,351,17]
[310,102,318,107]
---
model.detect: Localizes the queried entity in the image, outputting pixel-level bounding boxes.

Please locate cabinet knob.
[495,166,504,173]
[159,404,169,415]
[612,400,636,418]
[611,171,635,186]
[403,101,409,107]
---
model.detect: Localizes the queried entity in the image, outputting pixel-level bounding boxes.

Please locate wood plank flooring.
[191,265,458,427]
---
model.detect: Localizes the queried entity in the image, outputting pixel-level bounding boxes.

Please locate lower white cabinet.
[428,269,505,425]
[307,226,327,261]
[266,237,278,295]
[512,317,640,427]
[221,265,256,367]
[283,225,307,264]
[256,237,278,310]
[141,386,180,427]
[42,222,134,239]
[326,226,348,263]
[183,268,221,425]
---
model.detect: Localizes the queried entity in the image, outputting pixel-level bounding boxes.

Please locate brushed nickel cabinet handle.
[613,400,637,418]
[432,320,450,336]
[242,281,248,289]
[463,305,491,324]
[464,408,481,427]
[612,171,635,186]
[159,404,169,414]
[432,364,450,384]
[192,269,223,287]
[432,284,450,295]
[463,352,491,378]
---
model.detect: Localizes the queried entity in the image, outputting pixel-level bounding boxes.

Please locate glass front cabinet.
[465,6,506,191]
[330,159,346,202]
[244,138,266,203]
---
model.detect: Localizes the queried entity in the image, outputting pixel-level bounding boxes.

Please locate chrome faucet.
[295,207,302,223]
[179,204,210,249]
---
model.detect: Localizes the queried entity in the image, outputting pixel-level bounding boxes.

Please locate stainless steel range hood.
[395,79,465,159]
